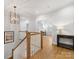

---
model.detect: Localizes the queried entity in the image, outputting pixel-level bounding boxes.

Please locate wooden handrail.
[31,33,41,35]
[30,32,40,33]
[19,31,26,32]
[13,36,27,51]
[29,32,41,36]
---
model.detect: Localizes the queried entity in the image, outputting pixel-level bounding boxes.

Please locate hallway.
[30,36,74,59]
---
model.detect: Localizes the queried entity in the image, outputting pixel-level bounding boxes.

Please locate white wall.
[4,11,20,59]
[49,5,73,44]
[19,18,29,40]
[62,22,74,35]
[35,4,74,45]
[35,19,57,45]
[28,20,36,32]
[45,25,57,45]
[19,17,29,31]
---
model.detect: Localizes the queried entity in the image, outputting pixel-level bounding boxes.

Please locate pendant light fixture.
[10,0,19,24]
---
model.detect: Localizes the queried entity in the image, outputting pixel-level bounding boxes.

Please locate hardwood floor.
[30,36,74,59]
[8,36,74,59]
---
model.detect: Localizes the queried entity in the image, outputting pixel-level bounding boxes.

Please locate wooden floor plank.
[30,36,74,59]
[9,36,73,59]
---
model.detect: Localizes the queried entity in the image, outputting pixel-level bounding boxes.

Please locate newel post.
[41,31,43,49]
[26,31,31,59]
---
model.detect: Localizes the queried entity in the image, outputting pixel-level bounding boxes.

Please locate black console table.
[57,35,74,50]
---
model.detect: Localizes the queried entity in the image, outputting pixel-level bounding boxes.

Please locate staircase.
[8,31,44,59]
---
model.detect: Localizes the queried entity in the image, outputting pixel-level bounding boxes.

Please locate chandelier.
[10,0,19,24]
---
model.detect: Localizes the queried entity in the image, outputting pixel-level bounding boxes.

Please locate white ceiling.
[36,4,74,25]
[5,0,73,16]
[5,0,74,26]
